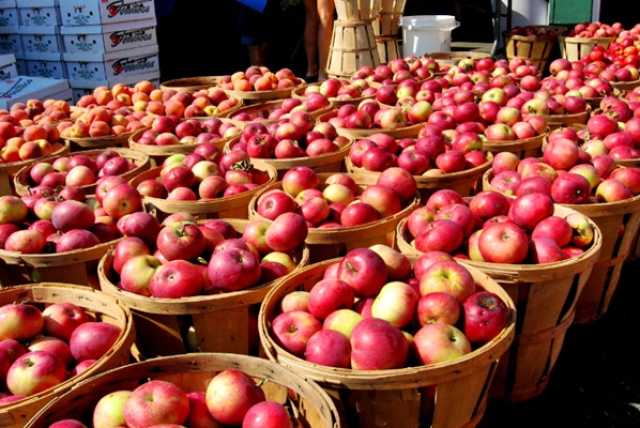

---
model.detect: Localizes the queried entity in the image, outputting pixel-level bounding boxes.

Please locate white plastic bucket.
[400,15,460,56]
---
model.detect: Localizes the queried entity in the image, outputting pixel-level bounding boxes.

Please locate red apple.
[208,248,261,291]
[124,380,190,428]
[463,291,509,343]
[304,330,351,368]
[0,304,43,341]
[206,369,266,425]
[478,222,529,264]
[69,322,120,361]
[42,303,92,341]
[6,351,66,396]
[350,318,408,369]
[417,292,461,325]
[414,323,470,364]
[338,248,388,297]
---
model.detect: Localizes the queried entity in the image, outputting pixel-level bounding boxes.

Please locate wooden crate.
[396,204,603,402]
[483,133,545,158]
[160,76,222,92]
[560,36,614,61]
[0,142,69,196]
[249,173,419,261]
[25,353,340,428]
[0,237,122,287]
[98,219,309,357]
[226,136,352,179]
[128,164,277,220]
[259,259,515,428]
[346,154,492,199]
[327,20,380,79]
[0,283,134,428]
[13,147,150,197]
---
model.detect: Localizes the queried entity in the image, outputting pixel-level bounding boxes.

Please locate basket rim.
[97,218,310,314]
[292,84,375,105]
[159,75,222,91]
[127,128,231,156]
[335,122,424,139]
[0,282,133,413]
[64,129,139,145]
[0,142,69,172]
[258,258,516,387]
[223,80,307,101]
[0,237,122,267]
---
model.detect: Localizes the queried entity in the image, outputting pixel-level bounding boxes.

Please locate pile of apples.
[0,181,141,254]
[579,104,639,161]
[270,245,510,369]
[23,150,137,190]
[301,78,377,101]
[58,106,146,139]
[1,99,73,127]
[349,131,488,175]
[0,302,121,404]
[219,66,303,92]
[352,57,436,85]
[0,123,63,163]
[488,129,640,204]
[167,87,242,118]
[135,149,270,201]
[569,22,623,38]
[46,369,295,428]
[325,101,430,130]
[75,81,156,110]
[109,211,307,298]
[607,27,640,68]
[406,189,596,264]
[133,116,240,147]
[544,59,614,99]
[229,93,331,123]
[255,167,415,228]
[230,113,349,159]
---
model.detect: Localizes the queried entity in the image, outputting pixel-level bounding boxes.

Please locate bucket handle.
[403,20,460,32]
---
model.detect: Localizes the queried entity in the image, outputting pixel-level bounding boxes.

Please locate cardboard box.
[64,44,158,86]
[0,1,17,8]
[20,27,64,59]
[0,53,17,79]
[61,18,156,56]
[15,58,25,73]
[60,0,155,26]
[18,6,60,27]
[47,86,71,101]
[0,31,21,55]
[69,68,158,89]
[0,7,18,27]
[26,59,65,78]
[0,74,69,108]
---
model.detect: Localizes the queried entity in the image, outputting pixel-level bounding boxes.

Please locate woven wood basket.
[543,106,591,129]
[0,283,134,428]
[560,36,614,61]
[98,219,309,357]
[396,205,603,402]
[223,80,307,103]
[259,258,515,428]
[327,20,381,79]
[506,33,556,71]
[13,147,150,197]
[25,353,340,428]
[335,0,381,21]
[483,133,545,158]
[335,122,423,139]
[65,130,139,150]
[159,76,221,92]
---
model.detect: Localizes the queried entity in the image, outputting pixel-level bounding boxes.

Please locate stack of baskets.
[372,0,407,63]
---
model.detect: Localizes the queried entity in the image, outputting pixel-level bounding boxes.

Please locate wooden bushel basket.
[506,34,556,71]
[396,205,603,402]
[249,173,419,261]
[98,219,309,357]
[543,106,591,129]
[327,20,380,79]
[375,35,402,63]
[226,137,353,178]
[0,283,134,428]
[160,76,221,92]
[259,259,515,428]
[223,80,307,103]
[335,121,423,139]
[0,142,69,195]
[128,164,277,220]
[223,99,336,129]
[345,153,492,198]
[335,0,381,21]
[428,51,491,67]
[560,36,614,62]
[483,133,545,158]
[64,130,139,150]
[13,147,150,197]
[25,353,340,428]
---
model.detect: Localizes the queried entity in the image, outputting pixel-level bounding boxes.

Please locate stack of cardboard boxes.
[0,0,159,103]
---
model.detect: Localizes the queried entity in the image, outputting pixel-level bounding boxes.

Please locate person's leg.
[304,0,319,79]
[317,0,335,79]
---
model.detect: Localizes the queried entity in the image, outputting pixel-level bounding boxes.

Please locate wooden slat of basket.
[544,107,590,129]
[13,147,150,197]
[327,20,380,79]
[375,36,402,63]
[0,283,134,428]
[395,203,603,401]
[560,36,614,62]
[335,0,381,21]
[483,133,545,158]
[129,164,276,219]
[258,259,515,428]
[25,353,340,428]
[0,142,69,195]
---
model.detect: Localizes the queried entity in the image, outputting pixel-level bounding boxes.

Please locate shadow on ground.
[481,261,640,428]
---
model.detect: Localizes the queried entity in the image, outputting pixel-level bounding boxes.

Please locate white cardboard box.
[0,1,17,8]
[0,74,69,108]
[26,59,64,78]
[61,18,156,55]
[0,53,17,79]
[0,7,18,27]
[15,58,25,73]
[64,44,158,86]
[0,31,21,55]
[19,26,63,59]
[60,0,155,26]
[18,6,60,27]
